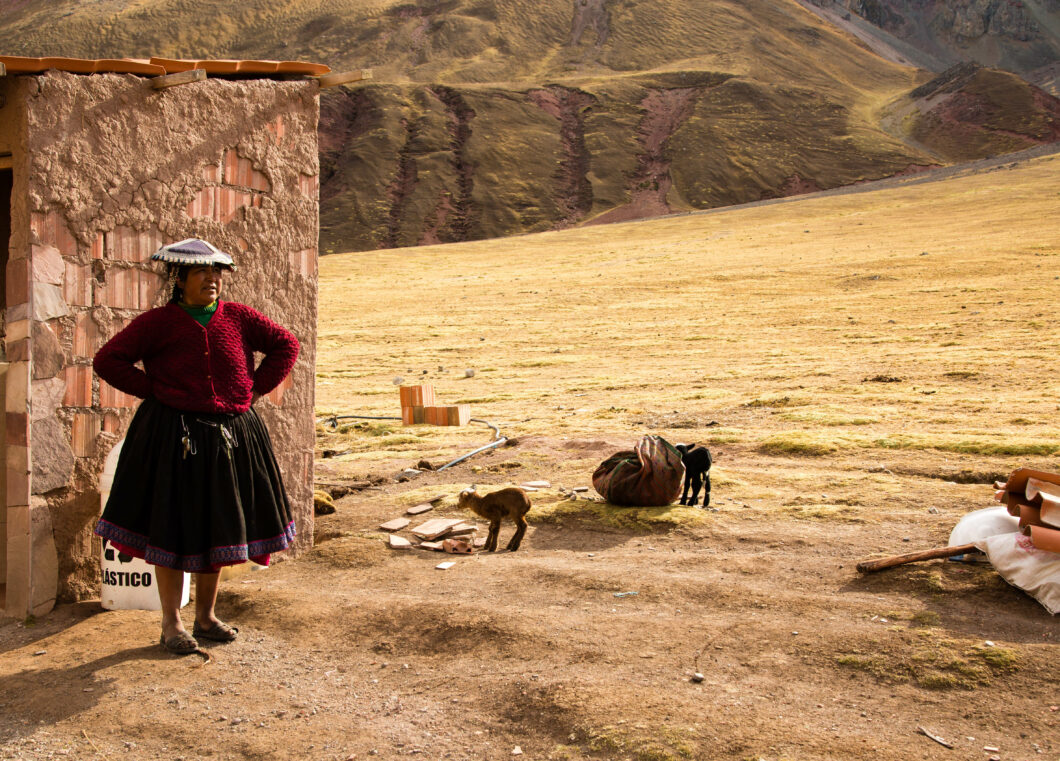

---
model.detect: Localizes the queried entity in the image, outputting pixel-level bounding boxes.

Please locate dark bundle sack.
[592,435,685,507]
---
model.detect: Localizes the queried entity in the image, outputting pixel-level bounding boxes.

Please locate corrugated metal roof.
[0,55,330,78]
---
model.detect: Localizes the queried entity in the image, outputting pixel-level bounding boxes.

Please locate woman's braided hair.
[167,264,192,303]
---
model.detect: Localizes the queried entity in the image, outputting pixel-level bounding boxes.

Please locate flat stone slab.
[406,503,434,515]
[411,518,465,540]
[379,518,411,531]
[388,535,412,549]
[521,480,550,489]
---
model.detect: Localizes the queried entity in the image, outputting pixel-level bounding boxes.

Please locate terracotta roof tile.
[0,55,330,79]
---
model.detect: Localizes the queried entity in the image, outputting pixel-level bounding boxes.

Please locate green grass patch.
[836,631,1020,690]
[758,431,842,456]
[778,409,878,426]
[873,434,1060,456]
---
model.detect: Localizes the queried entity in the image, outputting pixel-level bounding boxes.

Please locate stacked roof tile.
[994,468,1060,553]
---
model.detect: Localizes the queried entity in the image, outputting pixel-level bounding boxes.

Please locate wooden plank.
[151,68,207,90]
[317,69,372,88]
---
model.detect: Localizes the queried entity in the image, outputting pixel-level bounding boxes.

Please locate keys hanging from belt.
[197,419,238,456]
[180,416,198,460]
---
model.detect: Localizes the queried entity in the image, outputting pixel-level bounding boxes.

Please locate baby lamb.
[675,443,712,507]
[457,486,532,552]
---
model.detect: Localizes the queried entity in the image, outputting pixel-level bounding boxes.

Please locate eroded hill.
[2,0,1059,250]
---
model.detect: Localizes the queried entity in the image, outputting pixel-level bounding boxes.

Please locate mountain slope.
[2,0,1058,251]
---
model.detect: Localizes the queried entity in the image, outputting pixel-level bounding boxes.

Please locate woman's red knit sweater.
[93,301,299,414]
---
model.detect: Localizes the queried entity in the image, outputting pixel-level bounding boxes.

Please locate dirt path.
[2,440,1057,760]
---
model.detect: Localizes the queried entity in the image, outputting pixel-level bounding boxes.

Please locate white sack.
[976,532,1060,615]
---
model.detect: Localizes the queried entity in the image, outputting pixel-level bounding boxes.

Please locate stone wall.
[3,72,319,611]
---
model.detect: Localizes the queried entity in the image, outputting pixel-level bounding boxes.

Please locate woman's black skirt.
[95,398,296,573]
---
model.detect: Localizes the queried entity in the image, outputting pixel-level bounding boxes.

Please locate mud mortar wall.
[8,72,320,607]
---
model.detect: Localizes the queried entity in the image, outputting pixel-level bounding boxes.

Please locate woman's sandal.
[192,620,239,642]
[160,631,200,655]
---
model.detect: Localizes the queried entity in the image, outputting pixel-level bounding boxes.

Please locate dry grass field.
[2,152,1059,761]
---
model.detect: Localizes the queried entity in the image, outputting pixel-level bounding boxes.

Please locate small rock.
[792,631,799,636]
[33,650,46,656]
[984,747,999,753]
[928,507,940,514]
[392,377,404,385]
[902,537,910,542]
[988,756,1000,761]
[512,747,523,756]
[984,640,995,647]
[690,673,705,683]
[464,368,475,378]
[436,561,456,570]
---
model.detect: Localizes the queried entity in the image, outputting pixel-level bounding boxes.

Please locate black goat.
[675,443,712,507]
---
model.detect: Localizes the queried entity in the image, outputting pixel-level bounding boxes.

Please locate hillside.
[801,0,1060,88]
[1,0,1059,251]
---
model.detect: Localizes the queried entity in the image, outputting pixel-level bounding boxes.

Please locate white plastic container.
[99,439,189,611]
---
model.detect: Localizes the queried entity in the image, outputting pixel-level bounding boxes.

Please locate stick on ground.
[856,543,978,574]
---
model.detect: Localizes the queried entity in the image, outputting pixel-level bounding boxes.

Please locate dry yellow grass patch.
[318,153,1060,490]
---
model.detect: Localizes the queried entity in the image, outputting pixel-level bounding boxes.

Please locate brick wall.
[2,72,320,613]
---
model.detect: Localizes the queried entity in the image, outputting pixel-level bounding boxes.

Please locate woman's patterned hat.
[150,238,237,270]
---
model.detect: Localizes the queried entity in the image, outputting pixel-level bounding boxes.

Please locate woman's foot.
[192,619,239,642]
[159,630,199,654]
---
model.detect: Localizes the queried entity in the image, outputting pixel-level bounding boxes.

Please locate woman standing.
[94,238,299,654]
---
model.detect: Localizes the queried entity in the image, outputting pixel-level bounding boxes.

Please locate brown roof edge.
[0,55,165,76]
[149,57,329,76]
[0,55,330,79]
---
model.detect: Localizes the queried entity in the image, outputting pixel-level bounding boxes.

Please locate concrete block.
[186,186,215,219]
[8,505,31,537]
[31,282,70,321]
[105,226,162,264]
[31,320,64,380]
[63,262,93,307]
[72,412,100,457]
[7,361,29,413]
[72,311,101,358]
[8,443,29,474]
[5,536,30,614]
[6,412,27,446]
[31,377,66,421]
[29,211,77,257]
[424,404,471,426]
[7,318,30,343]
[138,270,164,309]
[7,464,29,505]
[31,417,75,493]
[6,256,29,305]
[90,232,104,260]
[30,505,58,616]
[399,384,436,408]
[7,338,29,362]
[30,244,64,285]
[100,380,137,409]
[63,365,93,407]
[401,406,425,425]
